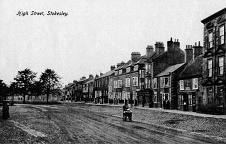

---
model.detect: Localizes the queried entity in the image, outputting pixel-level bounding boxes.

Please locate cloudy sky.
[0,0,225,85]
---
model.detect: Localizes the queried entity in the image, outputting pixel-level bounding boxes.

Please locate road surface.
[1,103,224,144]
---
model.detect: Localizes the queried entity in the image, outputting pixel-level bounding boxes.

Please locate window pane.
[209,32,212,41]
[220,25,224,35]
[219,57,224,66]
[221,36,225,44]
[208,59,212,68]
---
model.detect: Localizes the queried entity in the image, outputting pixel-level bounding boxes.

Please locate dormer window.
[134,65,139,71]
[115,71,118,76]
[119,69,122,75]
[126,67,130,73]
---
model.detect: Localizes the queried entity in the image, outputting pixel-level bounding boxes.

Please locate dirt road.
[0,104,224,144]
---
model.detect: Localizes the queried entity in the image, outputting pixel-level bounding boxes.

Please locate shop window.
[188,95,192,106]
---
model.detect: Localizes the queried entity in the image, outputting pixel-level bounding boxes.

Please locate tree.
[40,69,61,103]
[14,68,36,103]
[30,80,43,97]
[0,80,9,101]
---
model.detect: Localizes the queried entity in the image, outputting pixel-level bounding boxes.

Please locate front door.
[183,93,188,111]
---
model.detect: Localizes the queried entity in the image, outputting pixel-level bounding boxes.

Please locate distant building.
[94,69,114,104]
[83,75,94,102]
[109,52,146,106]
[201,8,226,114]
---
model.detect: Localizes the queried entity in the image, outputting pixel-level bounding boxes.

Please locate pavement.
[69,101,226,119]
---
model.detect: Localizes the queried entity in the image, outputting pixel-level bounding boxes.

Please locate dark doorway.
[183,93,188,111]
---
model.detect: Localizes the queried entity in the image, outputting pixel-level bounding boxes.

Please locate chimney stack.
[100,73,103,76]
[131,52,141,62]
[167,37,174,51]
[193,41,203,59]
[155,42,165,55]
[146,45,154,57]
[89,74,94,79]
[117,63,121,68]
[110,65,115,71]
[185,45,193,63]
[173,39,180,50]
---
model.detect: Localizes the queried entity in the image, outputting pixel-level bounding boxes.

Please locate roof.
[97,70,114,79]
[201,7,226,24]
[85,78,94,84]
[135,55,146,64]
[156,63,185,77]
[179,55,203,79]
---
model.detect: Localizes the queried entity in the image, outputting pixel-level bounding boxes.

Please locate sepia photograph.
[0,0,226,143]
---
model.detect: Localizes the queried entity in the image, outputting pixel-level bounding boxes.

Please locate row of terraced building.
[64,8,226,114]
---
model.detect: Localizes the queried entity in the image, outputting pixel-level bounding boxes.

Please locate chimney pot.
[198,41,200,46]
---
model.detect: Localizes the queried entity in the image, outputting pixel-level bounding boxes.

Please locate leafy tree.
[31,80,43,97]
[40,69,61,103]
[0,80,9,101]
[14,68,36,103]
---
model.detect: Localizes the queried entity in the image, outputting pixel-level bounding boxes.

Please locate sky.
[0,0,225,86]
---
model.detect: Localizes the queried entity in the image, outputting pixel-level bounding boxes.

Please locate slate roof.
[97,70,115,79]
[135,55,147,64]
[179,55,203,79]
[156,63,185,77]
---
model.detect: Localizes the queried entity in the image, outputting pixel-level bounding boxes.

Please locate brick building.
[178,43,203,112]
[145,38,185,107]
[94,68,115,104]
[154,63,185,109]
[201,8,226,114]
[109,52,146,105]
[83,75,94,102]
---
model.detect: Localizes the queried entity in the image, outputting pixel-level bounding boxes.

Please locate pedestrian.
[2,100,10,120]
